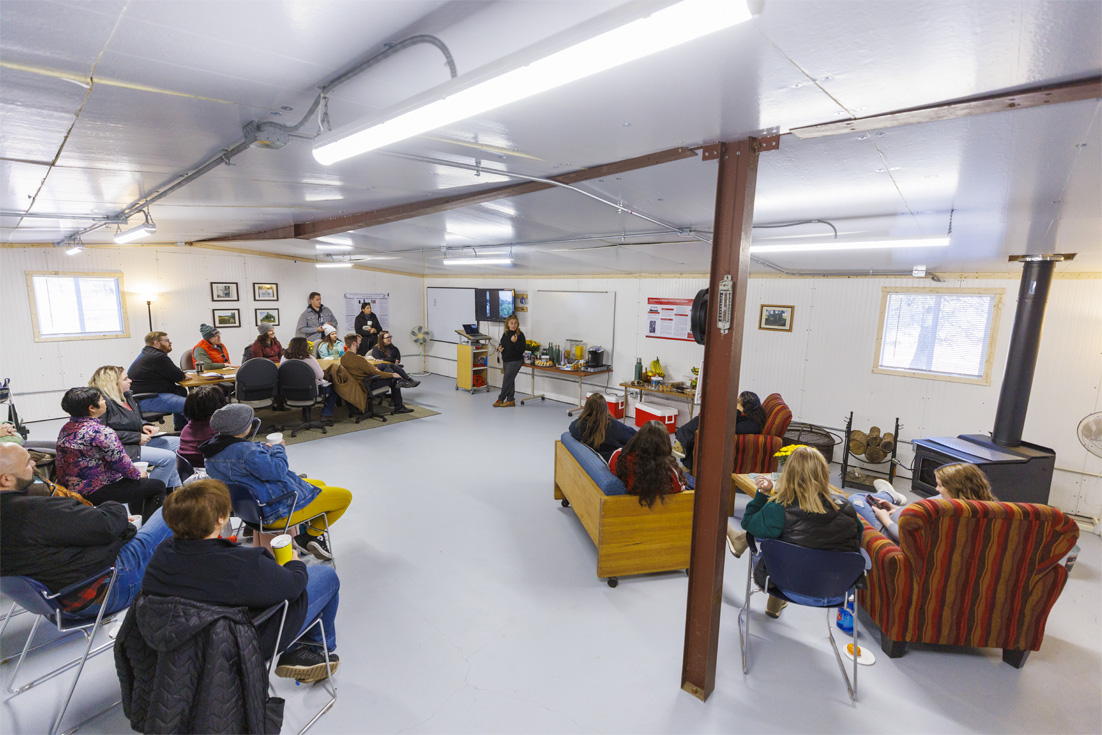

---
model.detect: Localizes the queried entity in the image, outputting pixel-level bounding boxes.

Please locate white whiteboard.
[529,290,615,361]
[426,287,475,344]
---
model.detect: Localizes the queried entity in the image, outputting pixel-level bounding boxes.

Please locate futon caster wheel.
[541,397,545,401]
[561,498,570,508]
[606,577,618,588]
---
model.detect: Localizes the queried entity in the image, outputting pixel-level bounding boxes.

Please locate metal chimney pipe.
[992,256,1060,447]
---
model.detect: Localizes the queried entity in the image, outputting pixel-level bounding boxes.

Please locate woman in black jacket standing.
[493,315,525,408]
[89,365,181,490]
[353,301,383,355]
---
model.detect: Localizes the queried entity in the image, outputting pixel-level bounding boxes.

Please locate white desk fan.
[409,326,432,376]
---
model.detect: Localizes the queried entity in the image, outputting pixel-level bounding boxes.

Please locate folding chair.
[260,600,338,734]
[738,537,867,701]
[1,568,122,734]
[226,483,335,567]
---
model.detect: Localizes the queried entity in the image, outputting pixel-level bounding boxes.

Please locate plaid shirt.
[57,571,112,612]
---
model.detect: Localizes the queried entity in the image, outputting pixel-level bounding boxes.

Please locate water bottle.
[634,358,643,382]
[836,597,855,634]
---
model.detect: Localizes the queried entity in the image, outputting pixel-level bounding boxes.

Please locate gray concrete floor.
[3,374,1100,733]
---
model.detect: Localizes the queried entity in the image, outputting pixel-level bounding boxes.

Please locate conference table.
[177,358,339,389]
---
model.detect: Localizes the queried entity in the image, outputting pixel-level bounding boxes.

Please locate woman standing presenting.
[493,315,525,408]
[354,301,383,355]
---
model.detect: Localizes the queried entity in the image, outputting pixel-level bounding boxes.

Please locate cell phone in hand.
[870,497,891,510]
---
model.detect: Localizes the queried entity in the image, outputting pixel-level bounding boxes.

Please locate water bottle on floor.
[836,597,855,634]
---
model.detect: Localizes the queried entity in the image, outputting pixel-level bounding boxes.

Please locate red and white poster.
[643,297,694,341]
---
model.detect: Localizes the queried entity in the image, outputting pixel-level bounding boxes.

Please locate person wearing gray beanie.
[251,325,283,364]
[209,404,257,437]
[193,324,230,370]
[200,405,352,564]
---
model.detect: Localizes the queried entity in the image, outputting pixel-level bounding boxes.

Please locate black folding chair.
[277,361,328,437]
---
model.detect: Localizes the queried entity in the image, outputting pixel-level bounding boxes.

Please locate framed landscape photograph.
[255,308,280,328]
[759,304,794,332]
[253,283,279,301]
[212,308,241,328]
[210,282,239,301]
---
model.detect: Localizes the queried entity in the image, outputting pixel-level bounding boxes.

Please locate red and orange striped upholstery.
[731,393,792,473]
[859,497,1079,658]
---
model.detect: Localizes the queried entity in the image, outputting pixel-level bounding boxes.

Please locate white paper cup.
[133,461,149,475]
[128,515,143,529]
[267,432,284,445]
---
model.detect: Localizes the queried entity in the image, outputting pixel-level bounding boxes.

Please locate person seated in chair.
[569,393,635,461]
[200,404,351,561]
[848,462,997,543]
[89,365,181,491]
[337,335,413,415]
[369,331,419,388]
[142,479,341,681]
[178,386,227,468]
[192,324,231,370]
[673,390,765,472]
[608,420,687,508]
[315,324,345,359]
[128,331,188,430]
[283,336,337,418]
[55,387,167,523]
[0,442,173,619]
[250,326,283,364]
[735,445,862,618]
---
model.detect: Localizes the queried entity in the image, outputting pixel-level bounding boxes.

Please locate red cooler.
[586,391,625,419]
[634,402,677,433]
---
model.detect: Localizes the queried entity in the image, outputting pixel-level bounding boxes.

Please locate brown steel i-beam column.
[681,137,770,701]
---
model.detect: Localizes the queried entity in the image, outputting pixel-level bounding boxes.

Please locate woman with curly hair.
[608,420,686,508]
[568,393,635,461]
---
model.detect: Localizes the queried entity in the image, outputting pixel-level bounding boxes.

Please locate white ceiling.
[2,0,1099,276]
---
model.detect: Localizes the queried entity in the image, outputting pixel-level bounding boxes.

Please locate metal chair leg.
[296,619,337,735]
[738,554,755,674]
[825,593,858,701]
[50,572,118,735]
[0,601,26,640]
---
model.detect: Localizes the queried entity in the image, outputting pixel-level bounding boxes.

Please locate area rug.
[248,403,439,445]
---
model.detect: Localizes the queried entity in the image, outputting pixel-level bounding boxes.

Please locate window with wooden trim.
[26,271,130,342]
[873,287,1003,385]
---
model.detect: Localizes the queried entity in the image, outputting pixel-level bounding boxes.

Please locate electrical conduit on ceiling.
[54,35,458,244]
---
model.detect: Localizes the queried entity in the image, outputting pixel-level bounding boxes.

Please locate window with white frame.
[26,271,130,342]
[873,287,1003,384]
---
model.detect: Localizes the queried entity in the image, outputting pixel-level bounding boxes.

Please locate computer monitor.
[475,288,515,322]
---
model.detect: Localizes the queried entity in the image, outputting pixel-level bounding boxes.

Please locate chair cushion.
[560,432,626,496]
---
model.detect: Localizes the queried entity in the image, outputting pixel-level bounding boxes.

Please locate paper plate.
[842,642,876,666]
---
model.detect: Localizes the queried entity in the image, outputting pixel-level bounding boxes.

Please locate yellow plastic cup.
[271,534,293,565]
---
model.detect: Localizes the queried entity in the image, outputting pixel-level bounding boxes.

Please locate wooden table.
[516,364,613,414]
[619,382,698,420]
[178,358,339,389]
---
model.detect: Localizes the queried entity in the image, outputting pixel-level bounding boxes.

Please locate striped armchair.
[731,393,792,473]
[859,497,1079,668]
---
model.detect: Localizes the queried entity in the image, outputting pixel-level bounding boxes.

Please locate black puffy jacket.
[781,498,862,552]
[100,391,151,462]
[115,594,284,734]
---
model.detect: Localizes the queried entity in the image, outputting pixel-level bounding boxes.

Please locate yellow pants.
[265,479,351,537]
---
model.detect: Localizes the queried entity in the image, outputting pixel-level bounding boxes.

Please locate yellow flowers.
[774,444,807,458]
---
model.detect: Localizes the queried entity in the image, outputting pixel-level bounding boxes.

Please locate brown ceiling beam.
[790,76,1102,139]
[200,146,698,243]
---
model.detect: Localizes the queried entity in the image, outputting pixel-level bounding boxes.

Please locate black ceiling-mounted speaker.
[691,288,708,345]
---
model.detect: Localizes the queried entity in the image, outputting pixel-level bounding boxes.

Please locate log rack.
[840,411,901,491]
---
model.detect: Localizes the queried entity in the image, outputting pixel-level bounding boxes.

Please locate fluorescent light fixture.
[749,237,950,254]
[315,235,353,246]
[114,211,156,244]
[315,262,353,268]
[66,245,84,255]
[441,257,514,266]
[315,244,353,251]
[314,0,752,165]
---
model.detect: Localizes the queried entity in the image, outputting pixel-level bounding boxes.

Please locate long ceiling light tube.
[315,262,353,268]
[749,237,950,254]
[114,211,157,244]
[315,0,753,165]
[442,257,513,266]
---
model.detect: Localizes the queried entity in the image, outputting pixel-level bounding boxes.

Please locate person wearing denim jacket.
[199,404,351,561]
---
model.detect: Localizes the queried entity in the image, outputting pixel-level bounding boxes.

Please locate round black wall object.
[690,288,708,345]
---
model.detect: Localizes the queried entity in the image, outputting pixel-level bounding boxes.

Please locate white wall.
[0,245,423,421]
[425,273,1101,518]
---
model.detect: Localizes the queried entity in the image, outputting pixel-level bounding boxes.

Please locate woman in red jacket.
[250,326,283,363]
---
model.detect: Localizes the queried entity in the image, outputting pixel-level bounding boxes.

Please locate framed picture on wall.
[210,282,239,301]
[212,308,241,328]
[255,308,280,328]
[759,304,794,332]
[253,283,279,301]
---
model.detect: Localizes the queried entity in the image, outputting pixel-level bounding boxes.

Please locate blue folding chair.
[226,483,335,566]
[1,568,122,734]
[739,537,867,700]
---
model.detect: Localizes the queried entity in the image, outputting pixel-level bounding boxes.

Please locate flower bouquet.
[773,443,808,474]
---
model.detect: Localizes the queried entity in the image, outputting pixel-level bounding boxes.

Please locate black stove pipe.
[992,258,1056,447]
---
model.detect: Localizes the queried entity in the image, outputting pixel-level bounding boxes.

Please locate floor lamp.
[143,293,158,332]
